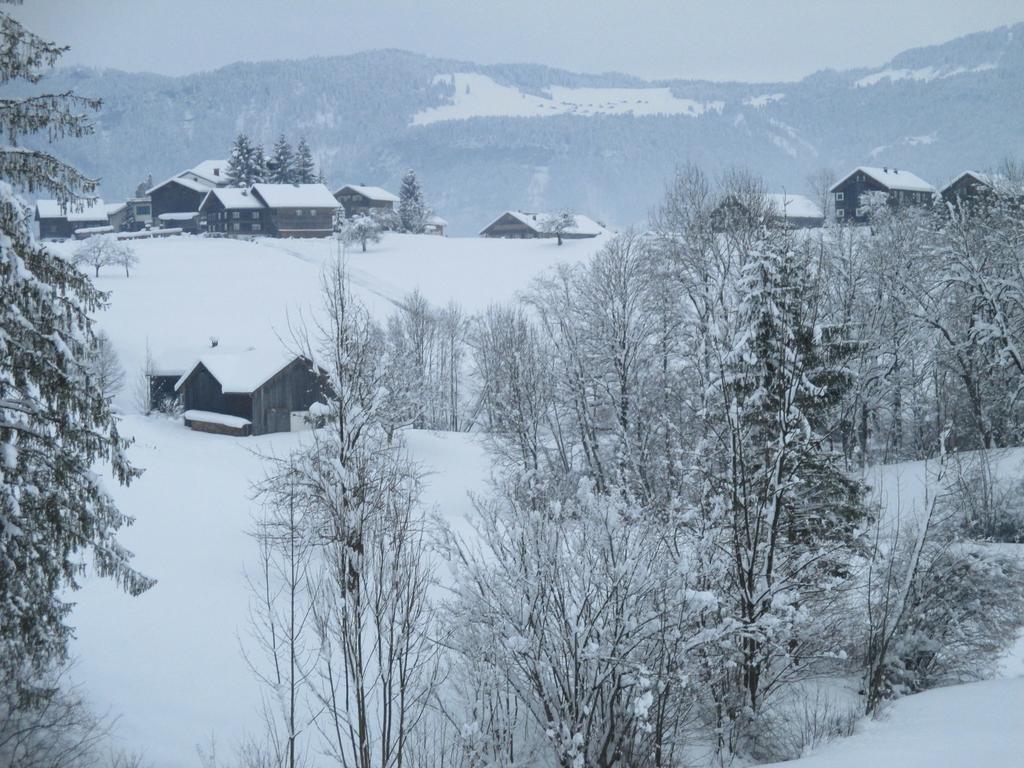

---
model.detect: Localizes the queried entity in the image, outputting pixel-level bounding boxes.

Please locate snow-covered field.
[413,73,724,125]
[52,231,1024,766]
[51,232,601,764]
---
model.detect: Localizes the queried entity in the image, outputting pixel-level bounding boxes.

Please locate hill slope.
[11,25,1024,233]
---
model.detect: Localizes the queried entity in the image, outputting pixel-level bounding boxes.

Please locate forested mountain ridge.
[11,23,1024,233]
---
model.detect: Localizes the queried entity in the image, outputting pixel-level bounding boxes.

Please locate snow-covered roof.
[74,225,115,235]
[335,185,400,203]
[183,410,251,429]
[765,193,823,220]
[483,210,605,237]
[188,160,230,185]
[831,166,934,193]
[199,187,266,210]
[427,215,448,226]
[105,202,127,215]
[147,174,213,196]
[35,198,109,221]
[158,212,199,221]
[251,183,340,209]
[175,347,301,394]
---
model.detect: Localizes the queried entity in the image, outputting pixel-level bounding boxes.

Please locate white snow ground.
[50,231,1024,766]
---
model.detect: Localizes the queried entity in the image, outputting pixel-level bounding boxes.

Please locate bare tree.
[86,330,125,402]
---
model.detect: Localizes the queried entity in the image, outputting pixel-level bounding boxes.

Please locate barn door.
[267,408,291,434]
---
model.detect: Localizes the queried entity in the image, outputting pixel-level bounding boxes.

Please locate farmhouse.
[938,170,1022,210]
[711,193,824,231]
[199,187,267,235]
[249,183,339,237]
[147,159,231,233]
[35,198,111,239]
[479,210,605,239]
[830,166,934,223]
[334,184,399,218]
[175,348,325,436]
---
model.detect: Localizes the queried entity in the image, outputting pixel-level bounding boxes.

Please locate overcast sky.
[15,0,1024,82]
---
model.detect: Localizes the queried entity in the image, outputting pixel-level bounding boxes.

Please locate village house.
[479,210,605,239]
[249,183,340,237]
[711,193,824,231]
[199,187,267,235]
[938,170,1020,210]
[333,184,399,218]
[35,198,111,239]
[175,347,325,436]
[830,166,935,223]
[147,159,231,233]
[425,214,448,236]
[126,196,152,230]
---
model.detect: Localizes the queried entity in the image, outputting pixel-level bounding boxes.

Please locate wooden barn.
[175,348,325,436]
[199,187,267,235]
[35,198,111,239]
[940,171,1007,210]
[830,166,934,223]
[479,210,605,239]
[147,159,230,233]
[249,183,340,237]
[333,184,399,218]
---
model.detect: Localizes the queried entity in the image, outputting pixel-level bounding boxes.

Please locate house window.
[233,222,240,231]
[136,205,150,215]
[835,191,844,202]
[836,209,845,218]
[309,209,317,216]
[295,209,303,216]
[232,211,240,219]
[253,223,261,232]
[251,211,259,219]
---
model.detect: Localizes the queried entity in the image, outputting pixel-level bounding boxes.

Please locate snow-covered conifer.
[293,138,316,184]
[267,134,294,184]
[398,168,428,233]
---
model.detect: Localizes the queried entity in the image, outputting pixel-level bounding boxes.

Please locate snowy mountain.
[11,24,1024,233]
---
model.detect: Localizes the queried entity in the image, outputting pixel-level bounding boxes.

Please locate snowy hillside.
[414,73,724,124]
[51,233,605,765]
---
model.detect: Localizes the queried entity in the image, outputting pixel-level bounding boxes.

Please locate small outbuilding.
[175,347,325,436]
[35,198,111,239]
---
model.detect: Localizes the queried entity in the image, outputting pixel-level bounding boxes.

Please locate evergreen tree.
[398,168,428,233]
[0,9,154,695]
[226,132,264,187]
[267,134,294,184]
[253,142,268,184]
[293,138,316,184]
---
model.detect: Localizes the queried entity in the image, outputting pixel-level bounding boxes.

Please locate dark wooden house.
[147,160,230,233]
[250,184,340,237]
[199,188,267,235]
[35,198,110,239]
[479,210,604,239]
[175,349,325,436]
[334,185,399,218]
[940,171,1004,210]
[829,166,935,224]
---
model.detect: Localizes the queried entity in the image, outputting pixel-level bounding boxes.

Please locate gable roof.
[831,166,934,193]
[188,159,230,185]
[765,193,823,220]
[481,210,605,237]
[35,198,109,221]
[199,187,267,211]
[174,347,301,394]
[335,184,400,203]
[146,174,214,196]
[250,183,340,209]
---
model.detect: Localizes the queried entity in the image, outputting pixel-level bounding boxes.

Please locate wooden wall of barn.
[179,364,253,421]
[250,359,322,435]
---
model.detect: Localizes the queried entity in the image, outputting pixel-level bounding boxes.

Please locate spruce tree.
[398,168,428,233]
[226,132,264,187]
[0,8,154,694]
[268,134,295,184]
[253,142,268,184]
[294,138,316,184]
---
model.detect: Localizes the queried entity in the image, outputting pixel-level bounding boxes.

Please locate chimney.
[209,336,219,348]
[213,167,220,177]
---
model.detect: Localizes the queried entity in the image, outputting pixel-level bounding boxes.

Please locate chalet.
[479,211,605,239]
[175,348,325,436]
[199,187,267,236]
[939,171,1021,211]
[249,183,340,237]
[334,184,399,218]
[147,159,231,233]
[35,198,110,239]
[830,166,935,223]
